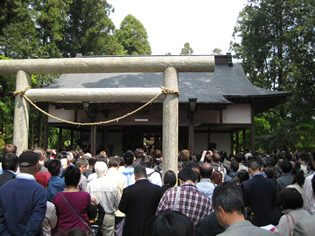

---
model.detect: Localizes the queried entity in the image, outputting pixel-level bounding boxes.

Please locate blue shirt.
[196,178,215,199]
[47,175,67,202]
[119,167,135,186]
[0,173,47,235]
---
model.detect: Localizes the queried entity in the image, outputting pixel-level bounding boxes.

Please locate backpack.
[213,164,225,183]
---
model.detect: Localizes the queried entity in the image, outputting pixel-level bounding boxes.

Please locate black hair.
[163,170,176,186]
[2,153,18,171]
[141,155,154,168]
[47,159,61,176]
[280,160,292,173]
[280,188,303,210]
[291,167,305,187]
[146,210,194,236]
[124,151,134,166]
[134,165,146,178]
[64,165,81,187]
[178,168,197,183]
[237,170,249,183]
[212,182,245,215]
[234,153,244,164]
[88,158,97,166]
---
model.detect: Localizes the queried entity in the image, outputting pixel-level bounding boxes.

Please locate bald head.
[200,163,213,179]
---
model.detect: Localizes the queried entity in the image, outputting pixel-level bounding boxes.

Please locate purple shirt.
[53,191,91,232]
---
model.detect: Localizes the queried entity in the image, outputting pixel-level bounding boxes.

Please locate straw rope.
[14,86,180,126]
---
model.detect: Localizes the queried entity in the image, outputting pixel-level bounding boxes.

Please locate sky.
[108,0,248,55]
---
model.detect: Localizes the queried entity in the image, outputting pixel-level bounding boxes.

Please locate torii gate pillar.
[13,70,31,155]
[162,67,179,177]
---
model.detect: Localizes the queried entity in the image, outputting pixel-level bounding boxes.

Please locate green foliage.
[180,42,193,55]
[116,14,151,55]
[231,0,315,152]
[211,48,223,55]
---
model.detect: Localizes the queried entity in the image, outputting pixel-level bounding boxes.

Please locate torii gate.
[0,56,214,176]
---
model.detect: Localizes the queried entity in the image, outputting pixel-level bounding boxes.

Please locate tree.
[116,14,151,55]
[57,0,125,57]
[211,48,223,55]
[180,42,193,55]
[231,0,315,151]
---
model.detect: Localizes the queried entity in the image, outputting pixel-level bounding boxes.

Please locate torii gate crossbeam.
[0,56,215,177]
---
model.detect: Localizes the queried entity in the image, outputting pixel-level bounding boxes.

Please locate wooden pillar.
[13,70,31,155]
[58,128,63,149]
[90,125,97,155]
[242,129,246,154]
[236,130,239,153]
[251,105,255,152]
[162,67,179,178]
[189,122,194,155]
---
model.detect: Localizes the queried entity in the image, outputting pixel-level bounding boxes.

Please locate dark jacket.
[241,174,277,226]
[119,179,162,236]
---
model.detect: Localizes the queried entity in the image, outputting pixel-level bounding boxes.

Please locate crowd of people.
[0,143,314,236]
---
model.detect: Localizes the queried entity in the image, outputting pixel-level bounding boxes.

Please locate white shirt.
[302,173,315,214]
[87,176,121,214]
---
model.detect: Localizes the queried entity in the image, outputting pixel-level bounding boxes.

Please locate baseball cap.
[18,151,40,167]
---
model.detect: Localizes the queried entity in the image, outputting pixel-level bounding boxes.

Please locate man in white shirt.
[302,155,315,214]
[106,156,127,236]
[87,161,120,236]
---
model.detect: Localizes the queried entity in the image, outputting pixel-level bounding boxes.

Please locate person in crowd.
[276,159,293,189]
[211,170,223,186]
[141,154,162,186]
[47,159,67,202]
[157,168,212,226]
[53,165,94,234]
[237,170,250,185]
[286,167,305,194]
[293,214,315,236]
[119,165,163,236]
[212,182,273,236]
[2,144,17,156]
[35,171,58,236]
[299,153,309,175]
[211,152,228,182]
[0,151,47,235]
[180,149,191,163]
[74,158,88,191]
[84,157,96,179]
[161,170,176,194]
[87,161,120,236]
[195,212,224,236]
[227,160,239,182]
[33,147,49,172]
[241,158,277,226]
[0,153,18,187]
[235,153,248,172]
[119,151,135,186]
[106,156,127,236]
[220,151,230,170]
[274,188,310,236]
[302,157,315,214]
[132,148,145,167]
[145,210,194,236]
[196,163,215,199]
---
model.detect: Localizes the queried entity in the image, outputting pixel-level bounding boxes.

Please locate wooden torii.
[0,56,215,176]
